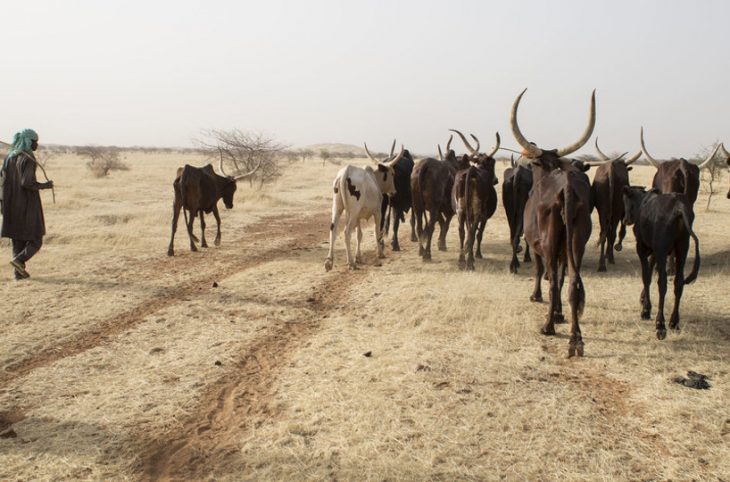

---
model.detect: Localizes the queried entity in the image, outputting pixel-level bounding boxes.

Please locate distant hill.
[301,143,367,156]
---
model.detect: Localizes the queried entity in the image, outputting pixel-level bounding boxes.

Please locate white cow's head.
[364,139,406,196]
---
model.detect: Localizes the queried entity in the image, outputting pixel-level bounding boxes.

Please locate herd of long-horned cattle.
[169,89,730,357]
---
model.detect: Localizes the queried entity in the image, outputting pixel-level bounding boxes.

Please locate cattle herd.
[169,90,730,357]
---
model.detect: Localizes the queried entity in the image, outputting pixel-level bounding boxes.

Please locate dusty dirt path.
[0,212,329,388]
[137,265,366,481]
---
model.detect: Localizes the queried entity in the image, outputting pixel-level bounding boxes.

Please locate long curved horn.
[385,144,405,167]
[640,127,660,168]
[218,148,229,176]
[363,142,381,164]
[510,154,516,168]
[438,144,443,161]
[594,138,610,161]
[556,89,596,157]
[720,143,730,165]
[624,150,642,166]
[234,159,263,180]
[471,134,481,154]
[586,152,627,167]
[450,129,478,155]
[510,89,543,158]
[445,134,453,154]
[389,139,396,160]
[487,132,500,158]
[695,143,721,169]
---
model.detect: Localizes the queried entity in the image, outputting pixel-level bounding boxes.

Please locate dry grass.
[0,153,728,481]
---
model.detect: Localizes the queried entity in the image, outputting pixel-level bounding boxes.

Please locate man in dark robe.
[1,129,53,280]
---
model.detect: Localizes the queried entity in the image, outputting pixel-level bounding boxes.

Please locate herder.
[1,129,53,280]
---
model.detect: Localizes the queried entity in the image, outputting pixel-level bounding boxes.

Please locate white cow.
[324,142,405,271]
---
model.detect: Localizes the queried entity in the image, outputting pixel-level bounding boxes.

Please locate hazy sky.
[3,0,728,157]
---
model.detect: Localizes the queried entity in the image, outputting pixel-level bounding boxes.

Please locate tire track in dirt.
[136,261,367,481]
[0,212,329,388]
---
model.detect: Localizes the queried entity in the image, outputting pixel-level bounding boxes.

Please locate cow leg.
[212,206,222,246]
[199,210,208,248]
[437,214,450,251]
[374,209,385,259]
[597,235,607,272]
[168,201,182,256]
[607,223,617,265]
[655,255,668,340]
[669,240,689,331]
[391,210,401,251]
[355,221,363,264]
[541,259,559,336]
[667,253,676,277]
[410,211,418,242]
[510,244,520,274]
[639,253,652,320]
[457,213,466,270]
[615,221,626,252]
[344,218,358,270]
[423,210,438,261]
[324,194,344,272]
[475,219,486,259]
[186,210,198,252]
[567,269,585,358]
[465,222,476,271]
[552,263,566,324]
[523,243,531,263]
[531,254,544,303]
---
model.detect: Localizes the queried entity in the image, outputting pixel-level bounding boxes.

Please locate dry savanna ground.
[0,151,729,481]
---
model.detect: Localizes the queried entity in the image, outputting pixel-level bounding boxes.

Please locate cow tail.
[563,181,584,314]
[464,167,472,233]
[679,204,700,284]
[418,162,429,228]
[178,167,194,241]
[512,175,523,251]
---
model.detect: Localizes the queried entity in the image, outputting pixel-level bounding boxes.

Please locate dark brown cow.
[590,139,642,272]
[411,136,469,261]
[721,143,730,199]
[623,187,700,340]
[503,154,533,273]
[511,88,595,357]
[167,156,259,256]
[450,130,500,270]
[640,127,720,206]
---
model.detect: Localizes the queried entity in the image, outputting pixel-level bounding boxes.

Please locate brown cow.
[450,130,500,270]
[591,139,642,272]
[168,155,260,256]
[721,143,730,199]
[511,88,595,357]
[411,135,469,261]
[640,127,720,205]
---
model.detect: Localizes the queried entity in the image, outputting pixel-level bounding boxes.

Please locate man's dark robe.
[1,153,47,240]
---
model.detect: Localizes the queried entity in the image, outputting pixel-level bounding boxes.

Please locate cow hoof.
[510,265,518,274]
[418,246,425,256]
[568,344,584,358]
[377,253,385,259]
[615,243,622,252]
[324,259,333,272]
[391,243,400,252]
[553,313,566,324]
[597,265,606,273]
[670,320,680,331]
[422,254,432,262]
[475,252,483,259]
[540,326,556,336]
[190,246,198,253]
[530,295,543,303]
[348,263,359,271]
[167,250,174,257]
[355,256,363,264]
[576,344,584,357]
[438,246,447,252]
[656,329,667,340]
[410,234,418,242]
[214,239,221,247]
[641,310,651,320]
[458,260,466,271]
[523,254,531,263]
[201,242,208,248]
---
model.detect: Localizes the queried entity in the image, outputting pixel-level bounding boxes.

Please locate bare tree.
[697,142,724,211]
[299,149,314,163]
[320,149,331,167]
[77,146,129,178]
[197,129,288,187]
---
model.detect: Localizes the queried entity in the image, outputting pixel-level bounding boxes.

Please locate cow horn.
[471,134,481,154]
[594,138,610,161]
[587,152,627,167]
[450,129,478,156]
[695,143,722,170]
[510,89,543,158]
[233,159,263,180]
[487,132,500,158]
[556,90,596,157]
[389,138,397,160]
[438,144,444,161]
[364,142,381,164]
[510,154,516,168]
[720,143,730,165]
[385,144,405,167]
[624,150,642,166]
[445,134,453,154]
[640,127,660,168]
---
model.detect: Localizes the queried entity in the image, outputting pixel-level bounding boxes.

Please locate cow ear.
[626,166,633,171]
[623,186,631,195]
[377,164,387,172]
[581,164,590,172]
[493,177,499,185]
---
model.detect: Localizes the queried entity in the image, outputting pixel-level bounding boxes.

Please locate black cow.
[623,187,700,340]
[379,149,416,251]
[167,157,259,256]
[511,88,595,357]
[502,155,533,273]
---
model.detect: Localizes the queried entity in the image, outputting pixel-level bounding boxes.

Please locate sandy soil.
[0,152,728,481]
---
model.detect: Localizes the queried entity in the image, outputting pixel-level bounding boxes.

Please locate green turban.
[8,128,39,159]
